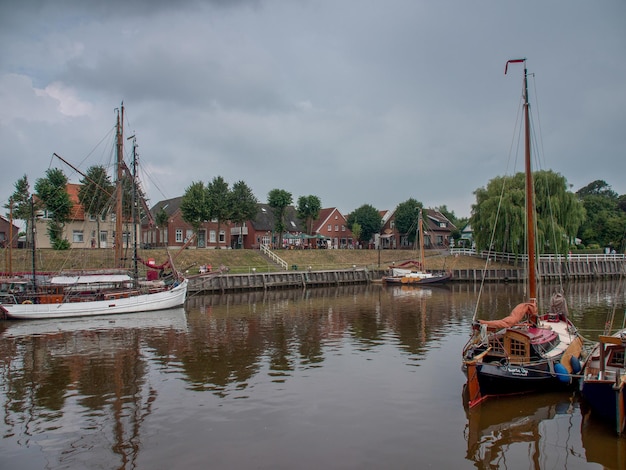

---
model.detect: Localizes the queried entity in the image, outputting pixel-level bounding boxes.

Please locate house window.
[72,230,84,243]
[342,225,346,232]
[327,224,332,231]
[437,236,444,245]
[185,229,193,242]
[175,229,183,243]
[101,212,107,222]
[219,230,225,243]
[89,214,96,221]
[209,230,216,243]
[335,225,339,231]
[390,220,395,229]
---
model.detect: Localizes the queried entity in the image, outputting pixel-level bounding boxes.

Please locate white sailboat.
[1,104,188,320]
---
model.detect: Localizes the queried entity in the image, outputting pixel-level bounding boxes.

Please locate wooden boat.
[461,59,583,407]
[580,329,626,435]
[0,104,188,320]
[382,209,451,285]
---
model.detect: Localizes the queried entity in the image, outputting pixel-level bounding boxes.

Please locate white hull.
[1,279,188,320]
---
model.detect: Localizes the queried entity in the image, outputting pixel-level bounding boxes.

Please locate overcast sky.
[1,1,624,221]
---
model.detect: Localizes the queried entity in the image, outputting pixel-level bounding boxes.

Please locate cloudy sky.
[1,1,624,221]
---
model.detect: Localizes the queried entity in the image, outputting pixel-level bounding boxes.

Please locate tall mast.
[419,209,425,270]
[115,103,124,267]
[522,63,536,303]
[506,58,536,303]
[130,134,139,285]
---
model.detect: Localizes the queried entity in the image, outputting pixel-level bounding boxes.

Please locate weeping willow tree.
[471,170,585,255]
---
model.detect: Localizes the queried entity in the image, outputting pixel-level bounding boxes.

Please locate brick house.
[311,208,353,249]
[0,215,20,249]
[238,204,307,249]
[142,196,230,249]
[376,207,456,250]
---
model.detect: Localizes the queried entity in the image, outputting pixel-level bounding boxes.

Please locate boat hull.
[579,330,626,434]
[382,272,451,285]
[1,279,188,320]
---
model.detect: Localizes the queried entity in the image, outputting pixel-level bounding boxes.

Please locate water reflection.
[0,281,624,470]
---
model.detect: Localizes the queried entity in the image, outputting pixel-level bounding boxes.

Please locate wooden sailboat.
[0,104,188,320]
[461,59,583,407]
[383,209,452,285]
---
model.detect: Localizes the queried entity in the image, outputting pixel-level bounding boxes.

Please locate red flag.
[505,58,526,75]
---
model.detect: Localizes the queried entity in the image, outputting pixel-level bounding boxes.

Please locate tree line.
[5,167,625,253]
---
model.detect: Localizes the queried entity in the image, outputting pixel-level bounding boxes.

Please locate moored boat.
[461,59,584,407]
[580,328,626,435]
[0,104,188,320]
[382,209,452,285]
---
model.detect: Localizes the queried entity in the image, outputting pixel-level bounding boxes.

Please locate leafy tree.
[394,198,423,245]
[155,207,169,247]
[5,175,33,246]
[471,170,584,254]
[78,165,114,248]
[296,195,322,235]
[576,180,626,249]
[346,204,382,246]
[34,168,73,249]
[229,180,258,248]
[576,180,618,199]
[351,222,362,246]
[207,176,232,248]
[180,181,209,237]
[267,189,293,247]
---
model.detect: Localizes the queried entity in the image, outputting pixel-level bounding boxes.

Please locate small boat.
[461,59,583,407]
[382,210,452,285]
[0,104,188,320]
[579,328,626,435]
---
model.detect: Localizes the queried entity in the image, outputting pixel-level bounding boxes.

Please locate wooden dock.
[187,258,625,294]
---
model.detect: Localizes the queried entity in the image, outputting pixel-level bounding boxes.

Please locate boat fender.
[22,300,33,304]
[570,355,582,374]
[554,363,570,383]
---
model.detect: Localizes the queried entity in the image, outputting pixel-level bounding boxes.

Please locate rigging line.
[473,89,526,322]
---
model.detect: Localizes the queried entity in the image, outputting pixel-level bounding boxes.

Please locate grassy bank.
[3,247,505,275]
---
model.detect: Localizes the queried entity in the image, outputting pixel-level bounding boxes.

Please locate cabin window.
[72,230,84,243]
[608,349,625,368]
[175,229,183,243]
[509,338,526,358]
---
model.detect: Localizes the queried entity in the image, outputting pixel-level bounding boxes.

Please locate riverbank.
[2,247,498,275]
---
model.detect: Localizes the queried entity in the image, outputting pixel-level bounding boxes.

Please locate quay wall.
[188,259,625,293]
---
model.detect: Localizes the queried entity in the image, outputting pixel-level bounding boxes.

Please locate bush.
[53,239,71,250]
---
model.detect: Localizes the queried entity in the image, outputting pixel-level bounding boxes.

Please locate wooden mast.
[506,58,536,304]
[522,62,537,303]
[419,209,425,270]
[115,103,124,267]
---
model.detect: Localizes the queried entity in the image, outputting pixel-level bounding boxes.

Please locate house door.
[100,231,108,248]
[197,230,206,248]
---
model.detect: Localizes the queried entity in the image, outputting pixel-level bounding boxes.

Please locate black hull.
[466,361,574,400]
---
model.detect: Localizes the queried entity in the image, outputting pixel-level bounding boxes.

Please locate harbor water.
[1,280,625,469]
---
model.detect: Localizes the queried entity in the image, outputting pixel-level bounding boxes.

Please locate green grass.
[3,247,500,275]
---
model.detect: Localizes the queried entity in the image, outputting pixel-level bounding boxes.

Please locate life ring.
[22,300,33,304]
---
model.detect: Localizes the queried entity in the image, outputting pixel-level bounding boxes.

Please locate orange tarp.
[479,302,537,329]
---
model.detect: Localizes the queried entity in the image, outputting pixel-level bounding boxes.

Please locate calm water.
[1,281,625,470]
